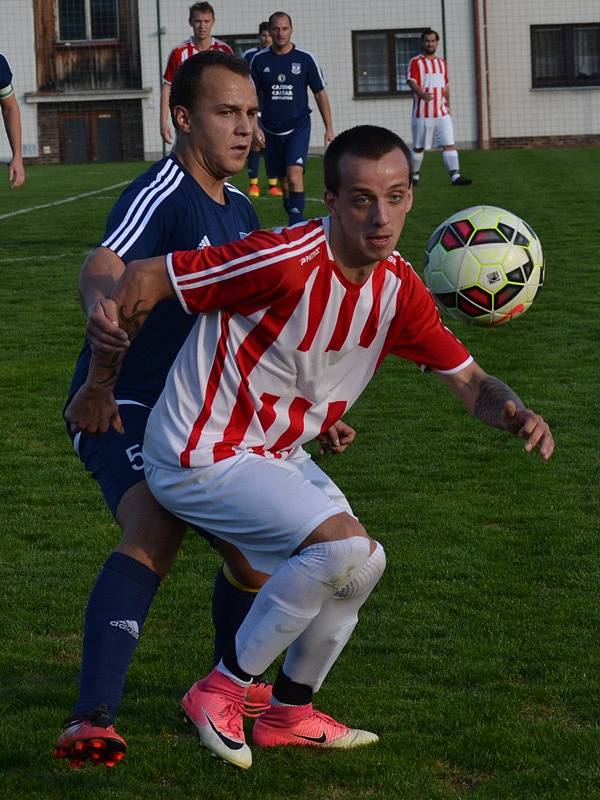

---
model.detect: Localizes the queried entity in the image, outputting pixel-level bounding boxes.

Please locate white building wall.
[0,0,38,162]
[486,0,600,139]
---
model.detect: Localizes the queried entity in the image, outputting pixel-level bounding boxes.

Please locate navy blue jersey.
[69,155,259,406]
[243,46,260,65]
[0,53,14,99]
[250,45,326,134]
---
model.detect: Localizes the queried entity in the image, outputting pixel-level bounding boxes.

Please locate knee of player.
[296,535,372,590]
[118,513,185,575]
[335,541,387,600]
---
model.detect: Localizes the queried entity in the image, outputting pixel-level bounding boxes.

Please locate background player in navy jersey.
[55,50,353,770]
[250,11,334,225]
[67,125,553,770]
[0,51,26,188]
[242,22,283,199]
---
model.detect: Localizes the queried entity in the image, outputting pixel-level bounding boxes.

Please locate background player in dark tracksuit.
[250,11,334,225]
[242,21,283,199]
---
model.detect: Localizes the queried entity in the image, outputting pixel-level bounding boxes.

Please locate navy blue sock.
[211,567,257,665]
[74,552,161,720]
[287,191,306,225]
[247,151,261,180]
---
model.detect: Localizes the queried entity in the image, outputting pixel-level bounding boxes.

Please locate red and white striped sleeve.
[387,259,472,373]
[163,46,181,83]
[407,56,421,85]
[167,223,324,316]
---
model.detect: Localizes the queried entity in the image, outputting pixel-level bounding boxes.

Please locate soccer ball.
[423,206,544,326]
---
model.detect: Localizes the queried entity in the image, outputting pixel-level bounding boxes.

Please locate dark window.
[91,0,119,39]
[219,35,257,58]
[57,0,119,42]
[531,23,600,87]
[352,29,422,97]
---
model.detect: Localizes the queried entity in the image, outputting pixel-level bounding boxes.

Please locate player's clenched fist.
[65,383,124,436]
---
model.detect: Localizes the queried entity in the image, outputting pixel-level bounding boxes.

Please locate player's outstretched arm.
[65,256,174,435]
[439,361,554,460]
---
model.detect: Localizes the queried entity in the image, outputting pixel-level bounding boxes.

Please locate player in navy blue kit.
[54,50,353,770]
[242,22,283,199]
[55,51,266,769]
[250,11,334,225]
[0,52,25,188]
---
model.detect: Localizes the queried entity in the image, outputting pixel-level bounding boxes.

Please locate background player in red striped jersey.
[67,125,553,770]
[406,29,472,186]
[160,2,233,145]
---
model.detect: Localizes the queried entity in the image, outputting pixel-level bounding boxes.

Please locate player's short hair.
[324,126,413,194]
[269,11,292,28]
[421,28,439,41]
[189,2,214,20]
[258,21,270,34]
[169,50,250,128]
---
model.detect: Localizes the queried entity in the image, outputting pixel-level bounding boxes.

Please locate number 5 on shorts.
[126,444,144,471]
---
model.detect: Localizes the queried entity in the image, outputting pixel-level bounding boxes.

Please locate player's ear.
[173,105,192,133]
[324,190,338,216]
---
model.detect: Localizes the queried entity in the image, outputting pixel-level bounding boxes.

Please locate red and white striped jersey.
[143,218,472,469]
[163,38,234,83]
[407,55,449,119]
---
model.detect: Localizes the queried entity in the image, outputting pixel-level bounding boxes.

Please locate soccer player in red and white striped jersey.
[160,2,233,145]
[406,29,471,186]
[67,126,553,769]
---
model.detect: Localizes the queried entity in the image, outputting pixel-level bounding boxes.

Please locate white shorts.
[144,449,354,575]
[411,115,455,150]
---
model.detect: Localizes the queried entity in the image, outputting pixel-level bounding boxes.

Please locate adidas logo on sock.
[295,157,304,164]
[110,619,140,639]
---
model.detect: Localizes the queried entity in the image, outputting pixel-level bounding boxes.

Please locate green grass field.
[1,147,599,799]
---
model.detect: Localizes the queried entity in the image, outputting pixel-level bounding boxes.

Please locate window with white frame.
[57,0,119,42]
[352,29,422,97]
[531,23,600,88]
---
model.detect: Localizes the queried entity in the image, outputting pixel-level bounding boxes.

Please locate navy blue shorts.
[264,120,310,178]
[67,400,224,548]
[67,401,151,517]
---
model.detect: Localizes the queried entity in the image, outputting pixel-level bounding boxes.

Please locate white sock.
[234,537,371,677]
[442,149,460,178]
[411,150,424,177]
[215,661,252,687]
[282,543,386,691]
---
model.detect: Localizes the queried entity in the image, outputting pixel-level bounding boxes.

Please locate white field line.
[0,249,91,264]
[0,181,130,220]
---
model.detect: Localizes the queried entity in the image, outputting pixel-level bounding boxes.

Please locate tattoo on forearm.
[474,376,524,429]
[119,299,151,338]
[95,351,124,387]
